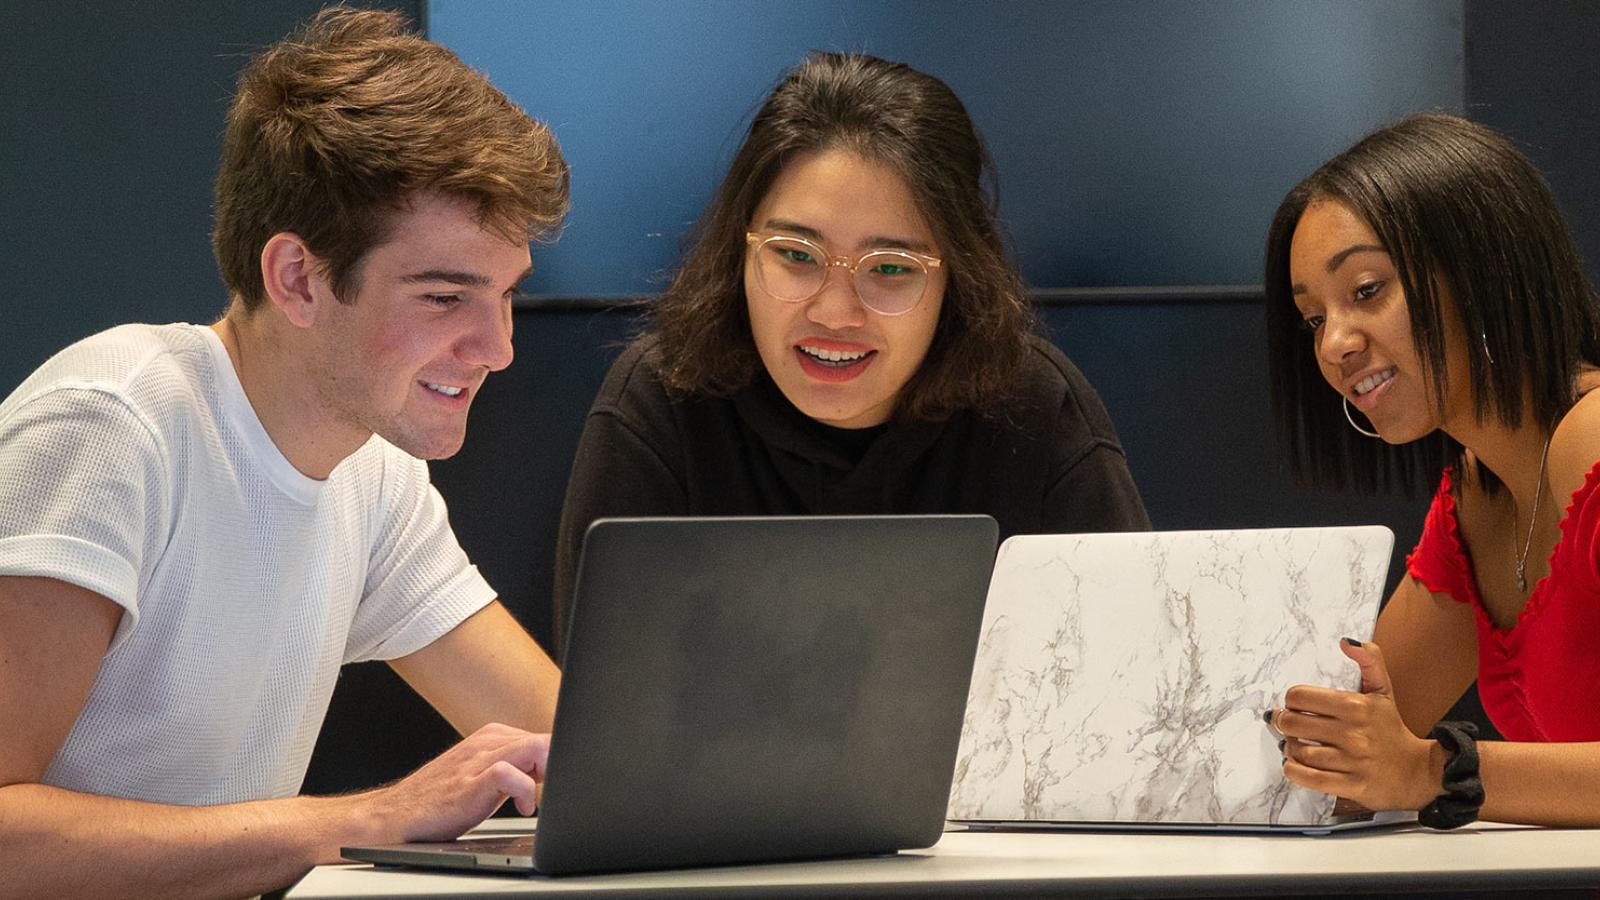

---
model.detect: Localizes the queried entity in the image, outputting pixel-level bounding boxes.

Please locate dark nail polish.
[1263,708,1275,726]
[1344,637,1364,647]
[1278,739,1286,752]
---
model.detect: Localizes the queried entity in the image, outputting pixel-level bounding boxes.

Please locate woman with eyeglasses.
[553,52,1149,650]
[1264,114,1600,827]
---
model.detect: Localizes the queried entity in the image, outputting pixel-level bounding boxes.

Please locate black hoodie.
[551,332,1150,655]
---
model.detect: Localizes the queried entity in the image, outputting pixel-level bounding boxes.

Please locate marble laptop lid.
[948,526,1393,828]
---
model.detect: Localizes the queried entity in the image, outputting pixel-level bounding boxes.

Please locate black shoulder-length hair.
[1264,113,1600,495]
[651,52,1036,423]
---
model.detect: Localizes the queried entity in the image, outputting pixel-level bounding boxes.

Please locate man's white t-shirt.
[0,323,496,805]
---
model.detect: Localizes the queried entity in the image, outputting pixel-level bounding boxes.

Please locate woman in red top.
[1263,114,1600,826]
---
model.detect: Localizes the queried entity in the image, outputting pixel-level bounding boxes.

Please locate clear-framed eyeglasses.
[745,231,943,317]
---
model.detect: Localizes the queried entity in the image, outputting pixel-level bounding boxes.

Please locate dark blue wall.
[0,1,422,396]
[429,0,1463,294]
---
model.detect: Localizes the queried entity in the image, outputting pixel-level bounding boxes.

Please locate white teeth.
[799,345,870,364]
[423,381,463,397]
[1354,368,1396,396]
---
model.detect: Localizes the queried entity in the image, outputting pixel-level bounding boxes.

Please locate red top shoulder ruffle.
[1402,460,1600,742]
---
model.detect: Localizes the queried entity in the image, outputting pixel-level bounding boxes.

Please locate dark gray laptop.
[343,514,998,875]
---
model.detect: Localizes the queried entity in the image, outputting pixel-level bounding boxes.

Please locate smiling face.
[1289,198,1470,443]
[744,148,946,430]
[309,191,529,460]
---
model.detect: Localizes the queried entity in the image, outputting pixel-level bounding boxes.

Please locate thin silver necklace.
[1514,436,1554,593]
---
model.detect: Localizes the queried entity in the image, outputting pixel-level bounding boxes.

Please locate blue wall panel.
[431,0,1464,294]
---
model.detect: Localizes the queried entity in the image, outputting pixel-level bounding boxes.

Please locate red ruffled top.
[1406,461,1600,742]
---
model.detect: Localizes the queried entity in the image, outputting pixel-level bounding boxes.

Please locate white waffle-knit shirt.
[0,323,496,805]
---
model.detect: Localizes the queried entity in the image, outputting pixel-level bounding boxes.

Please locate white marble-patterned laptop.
[948,526,1403,833]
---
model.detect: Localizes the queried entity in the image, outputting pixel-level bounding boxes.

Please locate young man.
[0,8,569,897]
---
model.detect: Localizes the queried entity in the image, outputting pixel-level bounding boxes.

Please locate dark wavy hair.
[1265,114,1600,495]
[651,52,1036,423]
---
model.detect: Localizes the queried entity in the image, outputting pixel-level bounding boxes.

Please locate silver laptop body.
[948,526,1406,834]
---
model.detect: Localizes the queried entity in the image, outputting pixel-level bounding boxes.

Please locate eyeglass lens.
[753,237,927,315]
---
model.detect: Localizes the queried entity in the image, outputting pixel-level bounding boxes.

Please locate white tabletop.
[286,819,1600,898]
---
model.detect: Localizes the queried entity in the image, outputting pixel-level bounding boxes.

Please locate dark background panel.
[0,0,424,395]
[439,294,1441,653]
[1465,0,1600,279]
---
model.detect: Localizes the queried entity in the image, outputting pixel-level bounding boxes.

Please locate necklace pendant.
[1512,436,1553,598]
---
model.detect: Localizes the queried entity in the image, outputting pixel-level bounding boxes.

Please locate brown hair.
[212,5,569,310]
[652,52,1036,423]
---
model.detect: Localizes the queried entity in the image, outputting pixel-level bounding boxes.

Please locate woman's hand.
[1270,639,1446,811]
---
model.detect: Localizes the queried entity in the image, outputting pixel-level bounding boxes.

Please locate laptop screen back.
[536,514,998,874]
[949,526,1392,828]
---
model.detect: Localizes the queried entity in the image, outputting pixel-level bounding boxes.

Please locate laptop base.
[343,833,538,873]
[953,810,1416,836]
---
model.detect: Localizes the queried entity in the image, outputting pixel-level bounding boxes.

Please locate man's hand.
[350,722,550,849]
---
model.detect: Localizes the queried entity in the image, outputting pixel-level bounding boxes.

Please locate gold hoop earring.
[1343,397,1381,439]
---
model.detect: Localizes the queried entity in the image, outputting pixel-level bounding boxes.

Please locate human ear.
[259,232,327,328]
